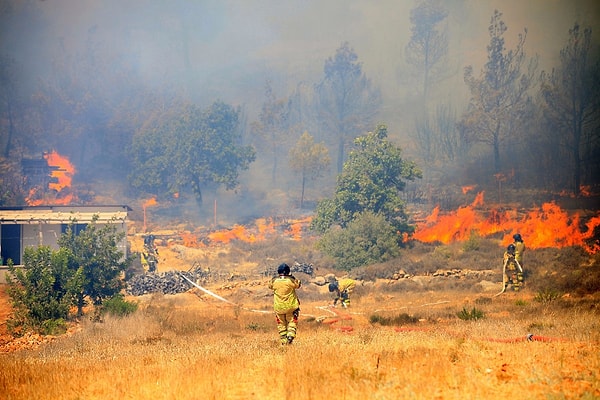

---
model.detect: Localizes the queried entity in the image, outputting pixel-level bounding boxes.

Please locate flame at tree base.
[412,192,600,254]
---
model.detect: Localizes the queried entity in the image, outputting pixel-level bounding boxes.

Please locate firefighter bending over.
[329,278,356,308]
[268,263,301,345]
[503,244,523,291]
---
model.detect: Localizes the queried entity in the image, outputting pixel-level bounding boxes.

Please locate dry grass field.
[1,233,599,400]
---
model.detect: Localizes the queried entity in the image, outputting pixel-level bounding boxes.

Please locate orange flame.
[208,224,256,243]
[202,217,311,245]
[46,151,75,192]
[286,217,312,240]
[462,185,476,194]
[25,151,76,205]
[413,192,600,253]
[180,232,199,247]
[143,197,158,208]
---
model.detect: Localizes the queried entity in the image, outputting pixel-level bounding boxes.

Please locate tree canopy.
[7,217,131,333]
[311,125,421,237]
[58,217,130,316]
[316,42,382,173]
[539,23,600,195]
[128,101,256,205]
[405,0,449,105]
[288,131,330,209]
[460,10,537,173]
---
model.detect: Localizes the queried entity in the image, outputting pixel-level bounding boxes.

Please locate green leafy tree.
[460,10,537,173]
[6,246,73,334]
[312,124,422,238]
[288,131,331,208]
[58,217,130,316]
[128,101,256,205]
[316,42,382,173]
[539,23,600,195]
[317,211,401,270]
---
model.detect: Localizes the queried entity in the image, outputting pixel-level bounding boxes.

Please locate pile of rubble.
[126,267,210,296]
[262,261,315,277]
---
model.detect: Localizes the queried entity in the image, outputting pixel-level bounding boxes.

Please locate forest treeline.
[0,2,598,210]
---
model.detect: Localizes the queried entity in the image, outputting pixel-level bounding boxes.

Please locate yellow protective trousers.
[275,308,299,344]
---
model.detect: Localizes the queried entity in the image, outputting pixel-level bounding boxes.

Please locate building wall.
[1,221,128,284]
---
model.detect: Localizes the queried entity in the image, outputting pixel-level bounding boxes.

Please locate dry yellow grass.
[1,286,599,400]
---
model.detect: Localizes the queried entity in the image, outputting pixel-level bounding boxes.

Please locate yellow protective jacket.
[514,241,525,265]
[503,251,518,271]
[338,278,356,293]
[268,275,301,313]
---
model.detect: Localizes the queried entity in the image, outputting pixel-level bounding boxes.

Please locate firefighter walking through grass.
[268,263,301,345]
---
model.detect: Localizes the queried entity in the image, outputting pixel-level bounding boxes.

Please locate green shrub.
[462,232,480,252]
[317,211,401,270]
[101,294,138,317]
[534,288,561,304]
[457,307,484,321]
[40,318,68,335]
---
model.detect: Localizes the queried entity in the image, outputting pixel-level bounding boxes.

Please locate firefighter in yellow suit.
[329,278,356,308]
[268,263,301,345]
[512,233,525,268]
[503,244,523,291]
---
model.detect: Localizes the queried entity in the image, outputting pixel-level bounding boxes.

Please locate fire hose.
[494,257,523,297]
[178,273,575,343]
[178,271,271,314]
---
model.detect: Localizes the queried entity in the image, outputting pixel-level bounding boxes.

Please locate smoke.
[2,0,599,220]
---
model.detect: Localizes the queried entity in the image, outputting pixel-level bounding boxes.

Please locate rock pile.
[126,268,210,296]
[262,261,315,277]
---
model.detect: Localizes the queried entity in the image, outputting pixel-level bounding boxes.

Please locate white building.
[0,205,130,283]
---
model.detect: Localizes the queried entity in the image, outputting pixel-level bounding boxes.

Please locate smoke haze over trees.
[0,0,599,219]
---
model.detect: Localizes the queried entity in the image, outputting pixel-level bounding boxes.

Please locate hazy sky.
[2,0,599,124]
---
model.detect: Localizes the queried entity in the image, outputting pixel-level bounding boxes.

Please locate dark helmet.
[507,244,516,252]
[328,282,339,292]
[277,263,290,275]
[513,233,522,242]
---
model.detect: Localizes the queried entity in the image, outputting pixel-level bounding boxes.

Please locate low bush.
[101,294,138,317]
[534,288,561,304]
[457,307,484,321]
[369,313,419,326]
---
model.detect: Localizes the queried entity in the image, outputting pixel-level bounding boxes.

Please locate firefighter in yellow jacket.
[268,263,301,345]
[512,233,525,268]
[503,244,523,291]
[329,278,356,308]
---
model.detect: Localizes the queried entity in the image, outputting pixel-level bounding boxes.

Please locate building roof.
[0,205,130,224]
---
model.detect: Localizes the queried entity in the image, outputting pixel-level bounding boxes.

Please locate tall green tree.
[460,10,537,173]
[311,125,421,238]
[58,217,129,316]
[539,23,600,195]
[128,101,256,205]
[316,42,382,173]
[288,131,330,209]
